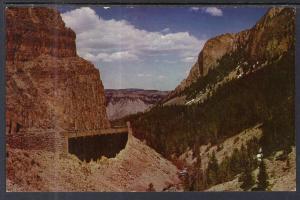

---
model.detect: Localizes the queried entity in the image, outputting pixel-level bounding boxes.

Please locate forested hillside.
[124,48,294,160]
[114,7,295,191]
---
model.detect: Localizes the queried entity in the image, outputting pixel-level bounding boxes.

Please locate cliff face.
[6,8,77,62]
[105,89,168,120]
[6,7,110,133]
[171,7,295,97]
[174,33,236,93]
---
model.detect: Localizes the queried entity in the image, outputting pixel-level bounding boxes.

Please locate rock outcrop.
[169,7,295,98]
[105,89,168,120]
[6,7,110,133]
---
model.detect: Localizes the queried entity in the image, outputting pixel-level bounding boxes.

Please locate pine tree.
[257,160,269,191]
[239,162,255,191]
[207,151,219,186]
[230,148,241,175]
[218,155,231,183]
[193,155,203,191]
[239,145,255,190]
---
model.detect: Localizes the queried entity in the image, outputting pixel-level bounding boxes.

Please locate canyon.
[5,7,181,192]
[5,6,296,192]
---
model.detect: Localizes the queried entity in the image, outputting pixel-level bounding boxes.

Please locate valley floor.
[6,134,182,192]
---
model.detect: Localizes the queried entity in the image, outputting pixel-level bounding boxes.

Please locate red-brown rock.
[6,7,110,133]
[6,7,77,62]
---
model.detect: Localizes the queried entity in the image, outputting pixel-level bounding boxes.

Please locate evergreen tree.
[239,145,255,190]
[239,161,255,191]
[257,160,269,191]
[207,151,219,185]
[193,155,204,191]
[230,148,241,175]
[218,155,231,183]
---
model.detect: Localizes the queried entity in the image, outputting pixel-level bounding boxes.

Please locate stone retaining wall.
[6,131,66,154]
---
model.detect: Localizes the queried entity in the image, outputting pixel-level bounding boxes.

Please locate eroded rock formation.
[105,89,169,120]
[6,7,110,133]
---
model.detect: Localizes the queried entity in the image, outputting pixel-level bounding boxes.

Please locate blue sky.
[58,6,269,90]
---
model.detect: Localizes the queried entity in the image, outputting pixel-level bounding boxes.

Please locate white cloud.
[62,7,205,65]
[203,7,223,16]
[162,27,170,33]
[181,56,196,63]
[190,6,223,17]
[84,51,139,63]
[190,7,200,11]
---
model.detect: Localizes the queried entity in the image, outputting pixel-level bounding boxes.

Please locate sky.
[57,6,269,91]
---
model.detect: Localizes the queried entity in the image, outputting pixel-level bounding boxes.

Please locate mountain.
[6,7,110,132]
[105,89,168,120]
[164,7,295,105]
[6,7,182,192]
[125,7,295,191]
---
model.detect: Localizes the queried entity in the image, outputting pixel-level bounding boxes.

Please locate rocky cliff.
[6,7,77,62]
[105,89,168,120]
[168,7,295,99]
[6,7,110,133]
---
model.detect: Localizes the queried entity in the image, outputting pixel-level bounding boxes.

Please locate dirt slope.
[6,134,181,192]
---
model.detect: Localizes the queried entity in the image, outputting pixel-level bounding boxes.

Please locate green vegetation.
[183,49,246,100]
[185,138,259,190]
[119,48,294,191]
[213,139,258,189]
[240,167,255,190]
[239,144,256,191]
[206,151,219,186]
[181,47,265,101]
[257,160,269,191]
[123,48,294,161]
